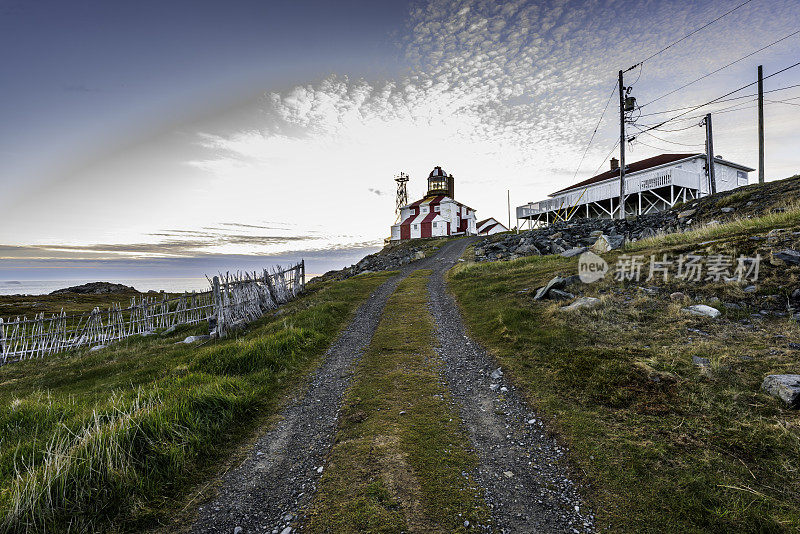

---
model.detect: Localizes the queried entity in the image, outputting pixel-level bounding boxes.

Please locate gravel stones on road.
[190,240,472,534]
[427,255,594,533]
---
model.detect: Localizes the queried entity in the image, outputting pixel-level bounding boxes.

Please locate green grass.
[305,271,489,533]
[0,271,393,533]
[626,203,800,252]
[0,291,146,318]
[448,214,800,532]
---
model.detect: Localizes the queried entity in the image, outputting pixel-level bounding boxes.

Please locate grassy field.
[449,210,800,532]
[305,271,489,533]
[0,271,392,533]
[0,290,146,318]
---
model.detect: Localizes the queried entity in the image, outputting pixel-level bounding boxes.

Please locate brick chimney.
[610,157,619,171]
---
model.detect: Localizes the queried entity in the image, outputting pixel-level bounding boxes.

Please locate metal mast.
[394,172,409,222]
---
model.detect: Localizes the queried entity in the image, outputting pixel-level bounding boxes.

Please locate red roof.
[551,153,700,196]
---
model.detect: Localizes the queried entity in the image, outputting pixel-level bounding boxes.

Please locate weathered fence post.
[211,275,223,337]
[0,318,5,365]
[301,259,306,292]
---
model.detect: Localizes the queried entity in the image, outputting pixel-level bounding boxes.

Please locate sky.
[2,0,799,283]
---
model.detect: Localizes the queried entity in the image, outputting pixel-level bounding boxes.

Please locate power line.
[767,97,800,107]
[569,81,618,183]
[624,0,756,72]
[636,130,706,147]
[635,59,800,135]
[589,139,621,177]
[640,29,800,107]
[638,83,800,117]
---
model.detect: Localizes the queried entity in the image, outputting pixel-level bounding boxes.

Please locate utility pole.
[618,70,626,219]
[507,189,512,232]
[758,65,765,184]
[704,113,717,195]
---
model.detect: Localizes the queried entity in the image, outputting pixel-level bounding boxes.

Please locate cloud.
[367,188,385,196]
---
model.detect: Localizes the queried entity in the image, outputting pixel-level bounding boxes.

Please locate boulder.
[683,304,721,319]
[560,297,600,311]
[761,375,800,407]
[775,249,800,266]
[590,234,624,254]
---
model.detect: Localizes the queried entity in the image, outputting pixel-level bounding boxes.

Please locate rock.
[560,297,600,311]
[233,527,243,534]
[775,249,800,266]
[669,292,685,301]
[89,344,106,352]
[181,335,211,344]
[533,276,567,300]
[50,281,137,295]
[678,208,697,219]
[743,285,757,293]
[692,355,711,367]
[281,528,293,534]
[464,520,470,527]
[316,466,323,474]
[414,250,425,260]
[590,234,624,253]
[515,243,541,255]
[547,289,575,301]
[490,368,503,380]
[560,247,587,258]
[761,375,800,407]
[162,325,178,336]
[503,471,514,478]
[721,207,735,213]
[683,304,721,319]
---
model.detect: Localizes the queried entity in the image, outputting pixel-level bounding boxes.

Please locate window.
[434,206,440,212]
[421,206,429,213]
[413,224,418,230]
[432,222,437,228]
[737,170,747,185]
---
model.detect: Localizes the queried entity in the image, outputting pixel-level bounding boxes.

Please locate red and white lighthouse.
[390,166,477,241]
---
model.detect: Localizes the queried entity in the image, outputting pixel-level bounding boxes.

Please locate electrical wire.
[589,139,621,177]
[635,130,706,147]
[767,98,800,107]
[624,0,755,72]
[640,29,800,108]
[568,81,618,183]
[635,59,800,134]
[638,83,800,117]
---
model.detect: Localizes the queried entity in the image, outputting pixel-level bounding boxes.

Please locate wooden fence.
[0,261,305,365]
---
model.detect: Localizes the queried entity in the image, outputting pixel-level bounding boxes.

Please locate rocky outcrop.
[473,210,679,262]
[312,244,435,284]
[50,282,137,295]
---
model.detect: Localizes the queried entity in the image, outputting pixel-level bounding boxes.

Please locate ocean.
[0,278,212,296]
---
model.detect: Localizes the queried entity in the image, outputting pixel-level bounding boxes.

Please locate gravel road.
[190,239,472,534]
[427,244,595,533]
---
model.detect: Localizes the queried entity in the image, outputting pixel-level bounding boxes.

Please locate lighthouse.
[390,166,477,241]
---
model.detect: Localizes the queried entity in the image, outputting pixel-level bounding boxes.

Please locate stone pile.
[473,209,681,262]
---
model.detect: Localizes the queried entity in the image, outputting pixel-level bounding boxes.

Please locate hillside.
[448,175,800,531]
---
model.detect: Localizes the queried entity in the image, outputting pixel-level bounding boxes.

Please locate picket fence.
[0,261,305,365]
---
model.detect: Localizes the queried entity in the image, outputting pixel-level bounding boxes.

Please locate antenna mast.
[394,172,409,222]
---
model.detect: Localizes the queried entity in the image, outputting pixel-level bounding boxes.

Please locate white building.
[516,153,754,227]
[476,218,508,235]
[390,166,478,240]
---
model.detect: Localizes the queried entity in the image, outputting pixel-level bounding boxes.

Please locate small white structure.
[390,166,478,240]
[476,218,508,235]
[517,153,754,227]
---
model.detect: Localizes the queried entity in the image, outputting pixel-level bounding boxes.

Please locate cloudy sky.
[2,0,799,280]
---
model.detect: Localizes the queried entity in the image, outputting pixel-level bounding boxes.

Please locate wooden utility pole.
[507,189,512,232]
[758,65,765,184]
[705,113,717,195]
[618,70,626,219]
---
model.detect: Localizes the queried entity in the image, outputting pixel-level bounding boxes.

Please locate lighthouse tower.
[390,165,477,241]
